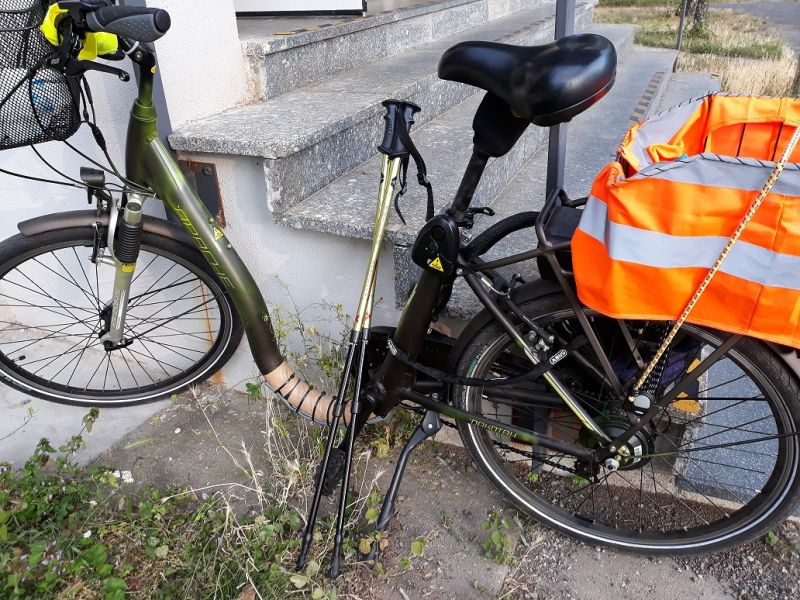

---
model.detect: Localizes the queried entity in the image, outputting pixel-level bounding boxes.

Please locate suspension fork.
[99,192,146,346]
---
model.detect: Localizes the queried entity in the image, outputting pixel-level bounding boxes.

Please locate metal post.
[676,0,689,51]
[545,0,575,199]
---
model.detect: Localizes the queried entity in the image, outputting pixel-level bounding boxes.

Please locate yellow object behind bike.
[40,3,118,60]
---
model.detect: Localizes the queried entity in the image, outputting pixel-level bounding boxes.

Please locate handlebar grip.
[85,6,171,43]
[378,99,422,158]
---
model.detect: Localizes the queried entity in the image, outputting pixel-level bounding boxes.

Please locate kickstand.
[365,410,442,564]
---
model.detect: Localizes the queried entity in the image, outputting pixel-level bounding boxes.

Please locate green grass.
[595,6,787,59]
[0,438,336,599]
[635,28,783,59]
[595,4,798,95]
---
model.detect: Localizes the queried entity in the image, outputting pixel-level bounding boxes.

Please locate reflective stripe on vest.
[578,195,800,291]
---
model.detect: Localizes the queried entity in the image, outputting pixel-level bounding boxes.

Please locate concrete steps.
[275,23,636,313]
[170,0,596,215]
[239,0,560,101]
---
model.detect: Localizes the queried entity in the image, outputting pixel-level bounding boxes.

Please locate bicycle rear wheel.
[0,227,242,406]
[451,293,800,554]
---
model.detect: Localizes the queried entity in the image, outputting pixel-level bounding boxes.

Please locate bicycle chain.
[397,402,580,475]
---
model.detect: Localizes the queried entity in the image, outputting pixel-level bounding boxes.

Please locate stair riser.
[264,76,474,214]
[263,8,594,215]
[247,0,552,101]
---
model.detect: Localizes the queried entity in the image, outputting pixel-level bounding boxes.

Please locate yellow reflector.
[671,359,702,414]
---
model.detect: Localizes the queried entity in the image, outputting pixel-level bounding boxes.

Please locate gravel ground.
[677,520,800,600]
[497,516,799,600]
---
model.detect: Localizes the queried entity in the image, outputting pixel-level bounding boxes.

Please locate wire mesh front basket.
[1,0,82,150]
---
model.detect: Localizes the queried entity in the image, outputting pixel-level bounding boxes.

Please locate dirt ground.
[93,386,800,600]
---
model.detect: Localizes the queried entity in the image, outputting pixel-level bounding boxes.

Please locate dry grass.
[678,50,799,96]
[595,5,799,96]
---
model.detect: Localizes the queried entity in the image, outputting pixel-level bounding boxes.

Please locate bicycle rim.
[454,298,800,552]
[0,231,236,404]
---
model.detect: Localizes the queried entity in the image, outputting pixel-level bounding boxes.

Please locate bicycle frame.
[117,42,795,468]
[115,48,605,461]
[123,50,284,377]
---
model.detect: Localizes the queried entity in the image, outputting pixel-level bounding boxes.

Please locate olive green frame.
[124,58,283,376]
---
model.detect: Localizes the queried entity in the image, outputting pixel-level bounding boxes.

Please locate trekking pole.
[328,157,397,576]
[297,152,402,573]
[328,279,377,578]
[631,125,800,401]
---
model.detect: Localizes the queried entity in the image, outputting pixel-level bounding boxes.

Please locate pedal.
[316,447,346,496]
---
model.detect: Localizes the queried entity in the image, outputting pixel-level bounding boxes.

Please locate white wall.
[0,0,246,242]
[147,0,248,128]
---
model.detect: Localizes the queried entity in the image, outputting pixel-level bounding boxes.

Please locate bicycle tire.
[450,293,800,554]
[0,226,243,406]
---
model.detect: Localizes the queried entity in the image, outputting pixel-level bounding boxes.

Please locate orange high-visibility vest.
[572,94,800,348]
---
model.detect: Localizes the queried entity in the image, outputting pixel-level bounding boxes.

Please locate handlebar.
[85,5,171,43]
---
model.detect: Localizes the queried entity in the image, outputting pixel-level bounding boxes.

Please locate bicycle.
[1,0,799,580]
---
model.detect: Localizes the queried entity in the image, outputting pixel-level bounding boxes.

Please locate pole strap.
[393,117,434,224]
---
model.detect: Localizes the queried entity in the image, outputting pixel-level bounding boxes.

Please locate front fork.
[98,192,146,347]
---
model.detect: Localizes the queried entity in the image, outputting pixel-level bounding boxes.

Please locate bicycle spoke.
[0,239,232,401]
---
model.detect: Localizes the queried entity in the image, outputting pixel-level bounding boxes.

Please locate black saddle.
[438,33,617,127]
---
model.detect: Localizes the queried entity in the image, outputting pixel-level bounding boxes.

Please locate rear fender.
[17,210,193,246]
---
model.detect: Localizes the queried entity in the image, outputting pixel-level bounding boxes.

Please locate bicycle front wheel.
[451,293,800,554]
[0,227,243,406]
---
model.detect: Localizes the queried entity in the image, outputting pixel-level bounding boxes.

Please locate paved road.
[712,1,800,53]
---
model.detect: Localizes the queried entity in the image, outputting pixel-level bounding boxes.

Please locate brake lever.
[65,59,130,81]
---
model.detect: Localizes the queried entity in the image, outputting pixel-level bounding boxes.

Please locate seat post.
[449,149,489,223]
[546,0,576,199]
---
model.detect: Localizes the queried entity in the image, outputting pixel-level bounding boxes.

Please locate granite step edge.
[170,2,593,160]
[274,22,640,243]
[239,0,552,57]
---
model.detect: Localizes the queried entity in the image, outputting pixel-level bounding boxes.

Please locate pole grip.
[377,99,421,158]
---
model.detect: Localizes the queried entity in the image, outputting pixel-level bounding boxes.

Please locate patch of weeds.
[763,524,800,563]
[571,475,589,487]
[481,508,515,565]
[245,380,263,398]
[267,278,352,394]
[0,435,319,599]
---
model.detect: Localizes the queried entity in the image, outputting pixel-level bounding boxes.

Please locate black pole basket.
[1,0,82,151]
